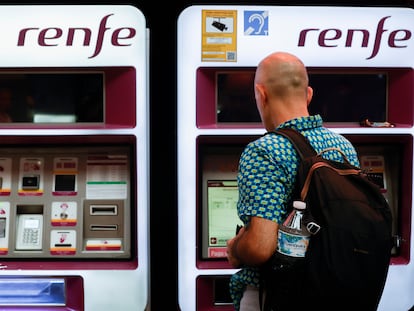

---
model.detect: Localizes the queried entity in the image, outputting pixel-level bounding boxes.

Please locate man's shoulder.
[242,132,298,160]
[253,131,297,148]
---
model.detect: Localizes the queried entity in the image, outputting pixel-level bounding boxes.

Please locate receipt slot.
[0,5,149,311]
[178,5,414,311]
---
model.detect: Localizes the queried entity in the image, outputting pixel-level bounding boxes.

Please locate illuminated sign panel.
[0,5,146,66]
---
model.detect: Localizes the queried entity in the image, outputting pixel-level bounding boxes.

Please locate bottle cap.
[293,200,306,210]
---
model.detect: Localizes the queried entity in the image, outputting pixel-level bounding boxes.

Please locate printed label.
[277,230,309,257]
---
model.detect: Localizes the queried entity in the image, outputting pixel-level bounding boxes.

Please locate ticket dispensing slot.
[0,276,84,309]
[213,276,233,306]
[90,225,118,231]
[0,278,65,306]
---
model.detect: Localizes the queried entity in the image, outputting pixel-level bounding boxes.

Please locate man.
[226,51,360,310]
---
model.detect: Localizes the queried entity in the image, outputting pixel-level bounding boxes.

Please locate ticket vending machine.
[0,5,149,311]
[177,6,414,311]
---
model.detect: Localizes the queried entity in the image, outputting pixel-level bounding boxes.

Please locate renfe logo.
[298,16,412,60]
[16,14,136,59]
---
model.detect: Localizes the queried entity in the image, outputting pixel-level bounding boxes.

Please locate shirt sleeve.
[236,136,298,225]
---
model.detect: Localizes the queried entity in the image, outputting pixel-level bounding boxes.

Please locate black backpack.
[260,128,393,311]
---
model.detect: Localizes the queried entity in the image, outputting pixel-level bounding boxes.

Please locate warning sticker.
[202,10,237,62]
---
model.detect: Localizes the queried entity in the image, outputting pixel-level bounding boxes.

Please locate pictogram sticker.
[244,11,269,36]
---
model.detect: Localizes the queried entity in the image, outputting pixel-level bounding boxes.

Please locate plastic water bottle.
[276,200,310,263]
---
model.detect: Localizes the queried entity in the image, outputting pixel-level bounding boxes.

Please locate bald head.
[253,51,313,130]
[255,52,309,99]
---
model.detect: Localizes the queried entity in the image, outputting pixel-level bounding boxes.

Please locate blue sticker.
[244,11,269,36]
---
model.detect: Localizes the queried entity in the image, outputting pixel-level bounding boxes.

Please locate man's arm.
[227,216,278,268]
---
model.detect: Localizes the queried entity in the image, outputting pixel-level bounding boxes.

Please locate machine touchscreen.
[200,144,244,259]
[205,180,242,259]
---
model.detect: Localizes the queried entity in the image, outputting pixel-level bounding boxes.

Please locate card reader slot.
[89,224,118,231]
[89,205,118,215]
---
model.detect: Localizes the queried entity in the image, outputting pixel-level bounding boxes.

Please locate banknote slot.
[90,205,118,215]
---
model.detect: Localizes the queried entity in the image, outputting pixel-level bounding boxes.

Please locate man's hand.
[227,226,245,268]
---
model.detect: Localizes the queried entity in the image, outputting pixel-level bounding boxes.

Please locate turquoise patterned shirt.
[229,115,360,310]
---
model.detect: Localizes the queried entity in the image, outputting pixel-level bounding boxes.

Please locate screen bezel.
[0,66,137,129]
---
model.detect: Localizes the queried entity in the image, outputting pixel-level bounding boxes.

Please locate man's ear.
[306,86,313,106]
[255,83,267,106]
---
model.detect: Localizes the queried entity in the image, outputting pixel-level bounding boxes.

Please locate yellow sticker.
[202,10,237,62]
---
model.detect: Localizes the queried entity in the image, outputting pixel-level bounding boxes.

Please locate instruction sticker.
[86,154,128,199]
[0,202,10,255]
[0,158,12,196]
[202,10,237,62]
[51,201,77,227]
[52,157,78,196]
[18,157,44,196]
[50,230,76,255]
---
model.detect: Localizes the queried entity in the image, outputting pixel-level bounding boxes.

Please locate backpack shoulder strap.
[271,128,316,159]
[274,128,353,165]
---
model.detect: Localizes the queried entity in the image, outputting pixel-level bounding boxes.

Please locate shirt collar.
[276,114,323,132]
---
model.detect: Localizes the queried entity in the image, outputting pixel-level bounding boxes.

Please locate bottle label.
[277,230,309,258]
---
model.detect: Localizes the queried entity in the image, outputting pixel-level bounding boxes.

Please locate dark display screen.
[216,71,387,123]
[55,174,76,192]
[0,72,104,124]
[308,73,387,123]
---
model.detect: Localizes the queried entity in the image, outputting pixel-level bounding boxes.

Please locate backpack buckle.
[306,222,321,235]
